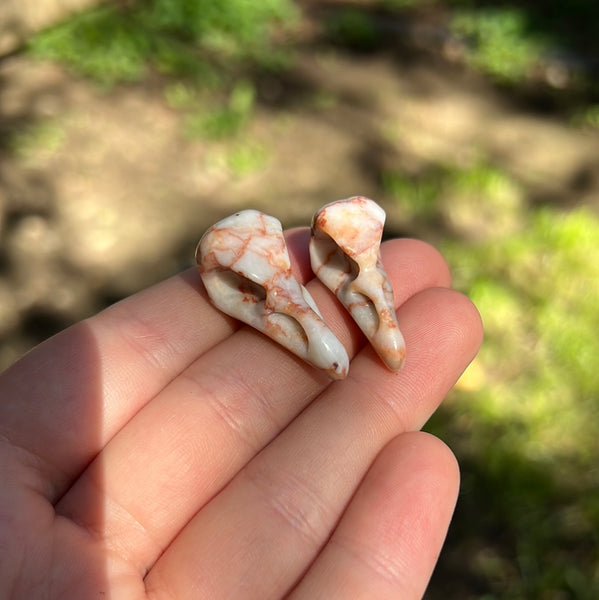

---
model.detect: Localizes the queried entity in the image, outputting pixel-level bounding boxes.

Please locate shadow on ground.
[1,1,598,597]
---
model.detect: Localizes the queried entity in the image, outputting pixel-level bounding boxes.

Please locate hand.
[0,230,482,599]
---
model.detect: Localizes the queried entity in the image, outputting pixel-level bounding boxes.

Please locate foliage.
[185,80,256,140]
[325,8,379,51]
[5,119,66,158]
[384,159,599,596]
[572,104,599,129]
[450,8,548,82]
[383,163,524,235]
[26,0,297,146]
[445,206,599,454]
[387,165,599,596]
[28,0,298,86]
[204,139,271,178]
[375,0,599,92]
[382,0,429,8]
[386,162,599,453]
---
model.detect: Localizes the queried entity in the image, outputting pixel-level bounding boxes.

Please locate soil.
[1,8,598,367]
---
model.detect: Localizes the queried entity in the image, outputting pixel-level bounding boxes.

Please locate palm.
[0,231,482,600]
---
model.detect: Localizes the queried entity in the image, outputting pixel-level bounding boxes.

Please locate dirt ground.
[1,6,599,599]
[1,8,598,366]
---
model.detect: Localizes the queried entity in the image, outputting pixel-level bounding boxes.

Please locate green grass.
[375,0,599,91]
[450,7,548,82]
[26,0,298,148]
[445,206,599,452]
[383,160,599,597]
[382,0,429,8]
[7,119,66,158]
[572,104,599,129]
[28,0,298,86]
[386,160,599,458]
[382,163,524,235]
[226,140,271,177]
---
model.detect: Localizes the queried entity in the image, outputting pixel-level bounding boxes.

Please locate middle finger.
[145,286,482,599]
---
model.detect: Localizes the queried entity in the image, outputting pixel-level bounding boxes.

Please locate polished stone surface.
[310,197,405,372]
[197,209,349,379]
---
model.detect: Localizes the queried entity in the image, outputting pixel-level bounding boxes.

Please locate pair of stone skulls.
[196,196,405,379]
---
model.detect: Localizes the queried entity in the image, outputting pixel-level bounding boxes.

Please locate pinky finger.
[288,431,459,600]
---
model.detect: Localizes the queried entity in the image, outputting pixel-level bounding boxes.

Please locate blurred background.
[1,0,598,597]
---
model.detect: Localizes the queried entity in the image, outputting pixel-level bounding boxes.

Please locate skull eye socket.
[311,231,360,280]
[197,208,350,378]
[311,232,381,337]
[217,269,267,304]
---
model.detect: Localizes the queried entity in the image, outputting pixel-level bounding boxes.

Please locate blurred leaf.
[326,8,380,51]
[451,8,548,82]
[28,0,298,86]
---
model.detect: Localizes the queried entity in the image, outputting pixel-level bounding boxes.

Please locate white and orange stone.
[196,209,349,379]
[310,197,406,372]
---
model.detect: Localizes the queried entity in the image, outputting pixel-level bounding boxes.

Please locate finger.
[289,432,460,600]
[143,288,481,599]
[0,227,350,499]
[0,266,236,499]
[57,239,451,573]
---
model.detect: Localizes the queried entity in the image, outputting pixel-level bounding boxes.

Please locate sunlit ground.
[1,1,598,597]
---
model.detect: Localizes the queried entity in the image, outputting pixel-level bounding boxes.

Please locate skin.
[0,229,482,599]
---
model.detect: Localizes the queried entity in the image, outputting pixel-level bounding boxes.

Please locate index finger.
[0,264,234,496]
[0,231,450,502]
[0,229,323,497]
[0,228,360,497]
